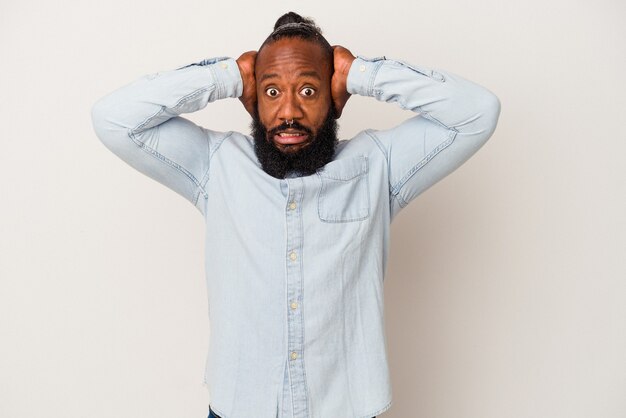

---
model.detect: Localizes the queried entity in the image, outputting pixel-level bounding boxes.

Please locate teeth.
[279,133,303,137]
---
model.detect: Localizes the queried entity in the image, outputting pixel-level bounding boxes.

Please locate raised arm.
[337,50,501,219]
[90,57,244,215]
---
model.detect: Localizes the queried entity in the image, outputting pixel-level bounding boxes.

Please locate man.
[91,12,501,418]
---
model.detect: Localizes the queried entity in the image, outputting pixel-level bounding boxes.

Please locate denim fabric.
[91,55,500,418]
[210,405,376,418]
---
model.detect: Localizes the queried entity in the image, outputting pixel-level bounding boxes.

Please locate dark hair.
[259,12,333,65]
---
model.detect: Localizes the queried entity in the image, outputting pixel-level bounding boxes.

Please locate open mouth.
[273,130,309,145]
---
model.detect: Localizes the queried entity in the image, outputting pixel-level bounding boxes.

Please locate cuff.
[346,56,385,97]
[176,57,243,99]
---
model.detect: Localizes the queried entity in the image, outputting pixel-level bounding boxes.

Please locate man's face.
[251,37,337,179]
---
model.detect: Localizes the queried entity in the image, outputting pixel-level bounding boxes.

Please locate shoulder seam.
[390,128,458,200]
[127,127,209,201]
[195,130,235,204]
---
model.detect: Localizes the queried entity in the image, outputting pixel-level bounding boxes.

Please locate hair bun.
[273,11,316,31]
[261,11,331,60]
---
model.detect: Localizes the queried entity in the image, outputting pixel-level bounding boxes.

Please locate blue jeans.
[208,406,376,417]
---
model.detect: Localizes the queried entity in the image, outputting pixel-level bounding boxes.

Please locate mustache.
[267,120,313,136]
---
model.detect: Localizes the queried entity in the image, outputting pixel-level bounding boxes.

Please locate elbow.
[90,95,125,148]
[460,89,501,145]
[451,81,502,144]
[458,88,502,150]
[480,90,501,139]
[90,99,105,138]
[90,97,110,141]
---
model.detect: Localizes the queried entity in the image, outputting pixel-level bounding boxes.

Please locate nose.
[276,91,303,123]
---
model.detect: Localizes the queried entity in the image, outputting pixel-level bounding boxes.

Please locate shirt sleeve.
[346,56,501,219]
[90,57,243,216]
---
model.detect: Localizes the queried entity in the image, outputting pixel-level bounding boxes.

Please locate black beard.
[251,107,338,179]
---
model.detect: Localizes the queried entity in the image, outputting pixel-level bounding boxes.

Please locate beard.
[251,106,338,179]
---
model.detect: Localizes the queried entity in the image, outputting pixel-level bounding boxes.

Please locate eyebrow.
[260,71,322,82]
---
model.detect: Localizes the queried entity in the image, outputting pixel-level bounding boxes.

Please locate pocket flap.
[317,155,368,181]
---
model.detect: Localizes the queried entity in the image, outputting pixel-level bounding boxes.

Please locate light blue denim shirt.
[91,55,500,418]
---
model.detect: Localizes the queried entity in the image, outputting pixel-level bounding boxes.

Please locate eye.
[300,87,315,97]
[265,87,280,97]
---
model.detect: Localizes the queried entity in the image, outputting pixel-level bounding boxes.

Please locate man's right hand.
[236,51,258,118]
[331,45,356,119]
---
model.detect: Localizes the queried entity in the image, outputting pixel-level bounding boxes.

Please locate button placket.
[284,178,309,418]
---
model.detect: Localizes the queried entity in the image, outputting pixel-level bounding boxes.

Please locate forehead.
[256,38,330,81]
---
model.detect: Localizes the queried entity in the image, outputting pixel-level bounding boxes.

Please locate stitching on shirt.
[194,170,209,206]
[131,86,212,133]
[360,399,393,418]
[201,130,235,205]
[197,166,210,204]
[194,130,234,207]
[128,86,215,202]
[367,60,384,95]
[208,64,225,99]
[364,130,388,161]
[391,128,457,205]
[282,181,292,417]
[316,157,370,222]
[364,130,392,197]
[395,191,409,208]
[390,192,404,213]
[127,128,209,199]
[209,131,234,160]
[297,182,311,417]
[414,105,453,131]
[201,130,234,191]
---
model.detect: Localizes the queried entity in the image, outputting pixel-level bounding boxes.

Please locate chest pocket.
[316,155,370,223]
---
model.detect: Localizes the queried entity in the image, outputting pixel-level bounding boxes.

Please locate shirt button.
[359,64,366,72]
[289,251,297,261]
[288,201,297,210]
[220,62,228,69]
[290,301,298,310]
[290,351,298,360]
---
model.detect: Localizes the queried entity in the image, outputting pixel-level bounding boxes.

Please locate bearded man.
[91,11,501,418]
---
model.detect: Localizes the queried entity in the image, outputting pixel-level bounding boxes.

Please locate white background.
[1,0,625,417]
